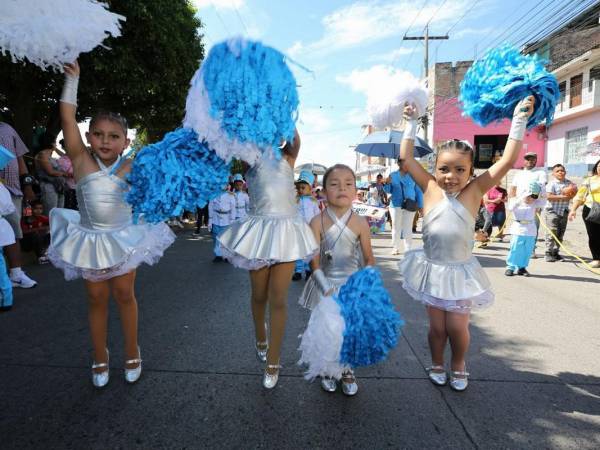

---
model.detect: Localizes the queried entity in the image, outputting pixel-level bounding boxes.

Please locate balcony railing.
[555,79,600,115]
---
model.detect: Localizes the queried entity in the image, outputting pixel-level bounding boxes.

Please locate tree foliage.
[0,0,204,146]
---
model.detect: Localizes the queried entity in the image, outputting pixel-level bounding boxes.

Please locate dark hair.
[376,173,383,178]
[592,159,600,176]
[435,139,475,175]
[89,110,128,135]
[30,200,43,208]
[322,164,356,189]
[552,164,565,170]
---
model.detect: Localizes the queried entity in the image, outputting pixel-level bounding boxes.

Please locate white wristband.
[312,269,333,296]
[403,119,417,141]
[60,74,79,106]
[508,115,527,141]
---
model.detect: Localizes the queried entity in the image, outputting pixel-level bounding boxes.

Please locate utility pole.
[403,24,448,143]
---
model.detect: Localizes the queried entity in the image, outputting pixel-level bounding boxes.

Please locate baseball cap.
[527,181,541,196]
[296,170,315,185]
[232,173,244,183]
[523,152,537,159]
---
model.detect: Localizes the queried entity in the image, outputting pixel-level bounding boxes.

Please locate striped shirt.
[0,123,29,196]
[545,178,573,214]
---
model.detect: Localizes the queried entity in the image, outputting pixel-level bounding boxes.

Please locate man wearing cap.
[232,173,249,221]
[509,151,547,257]
[505,181,546,276]
[293,170,320,281]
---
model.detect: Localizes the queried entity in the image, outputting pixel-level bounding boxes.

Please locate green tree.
[0,0,204,147]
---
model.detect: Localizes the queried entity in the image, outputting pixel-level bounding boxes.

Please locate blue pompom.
[184,38,299,164]
[126,128,231,223]
[459,44,560,128]
[335,267,404,368]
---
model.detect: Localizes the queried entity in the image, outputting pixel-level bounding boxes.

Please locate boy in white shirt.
[293,171,320,281]
[232,173,249,221]
[208,186,236,262]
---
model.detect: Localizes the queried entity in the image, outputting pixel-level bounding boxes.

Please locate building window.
[590,65,600,93]
[564,127,588,164]
[570,74,583,108]
[558,81,566,102]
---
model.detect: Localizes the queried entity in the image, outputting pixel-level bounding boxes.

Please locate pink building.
[429,62,546,169]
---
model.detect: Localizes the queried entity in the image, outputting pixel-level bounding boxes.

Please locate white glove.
[60,73,79,106]
[312,269,334,296]
[509,96,534,141]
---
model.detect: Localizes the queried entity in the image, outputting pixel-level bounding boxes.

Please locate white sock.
[10,267,23,278]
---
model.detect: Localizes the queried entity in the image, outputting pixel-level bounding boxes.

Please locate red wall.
[433,97,546,168]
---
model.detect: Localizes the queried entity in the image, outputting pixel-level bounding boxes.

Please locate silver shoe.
[320,377,337,393]
[427,365,447,386]
[449,369,469,392]
[92,349,110,388]
[341,371,358,396]
[124,347,142,384]
[255,341,268,363]
[262,364,281,389]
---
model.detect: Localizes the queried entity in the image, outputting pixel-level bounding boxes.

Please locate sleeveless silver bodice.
[422,193,474,263]
[77,163,131,230]
[320,208,363,284]
[246,155,297,217]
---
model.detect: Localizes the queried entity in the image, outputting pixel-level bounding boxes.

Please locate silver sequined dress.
[399,191,493,313]
[48,157,175,281]
[218,153,318,270]
[299,208,364,309]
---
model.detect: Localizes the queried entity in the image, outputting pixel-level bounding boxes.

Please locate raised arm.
[282,129,300,168]
[400,105,436,193]
[59,61,87,163]
[472,96,535,196]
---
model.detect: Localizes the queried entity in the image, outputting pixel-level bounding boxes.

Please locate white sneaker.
[10,271,37,288]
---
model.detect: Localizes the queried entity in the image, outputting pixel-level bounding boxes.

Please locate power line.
[432,0,483,62]
[231,0,250,35]
[209,0,231,35]
[390,0,430,67]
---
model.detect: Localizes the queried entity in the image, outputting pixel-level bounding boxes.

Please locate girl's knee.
[429,326,447,340]
[112,286,136,305]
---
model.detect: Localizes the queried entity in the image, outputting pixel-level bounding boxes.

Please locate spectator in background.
[384,158,423,255]
[483,183,507,241]
[20,199,50,264]
[0,180,16,311]
[56,139,77,210]
[0,121,38,288]
[35,135,68,214]
[569,159,600,268]
[544,164,576,262]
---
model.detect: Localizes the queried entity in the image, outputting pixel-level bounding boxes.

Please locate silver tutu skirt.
[399,249,494,313]
[218,214,318,270]
[48,208,175,281]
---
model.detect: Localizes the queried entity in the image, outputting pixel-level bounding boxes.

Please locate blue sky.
[192,0,535,167]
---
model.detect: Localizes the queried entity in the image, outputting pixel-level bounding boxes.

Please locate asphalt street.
[1,223,599,449]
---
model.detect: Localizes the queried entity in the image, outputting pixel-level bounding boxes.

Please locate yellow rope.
[536,212,600,275]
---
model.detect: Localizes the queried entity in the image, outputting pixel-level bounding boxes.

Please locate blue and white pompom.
[298,267,403,380]
[126,127,231,223]
[0,0,125,71]
[459,44,560,128]
[183,38,299,166]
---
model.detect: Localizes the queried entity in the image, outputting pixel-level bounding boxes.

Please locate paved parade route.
[1,228,599,449]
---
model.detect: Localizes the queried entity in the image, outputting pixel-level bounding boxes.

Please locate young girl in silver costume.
[299,164,375,395]
[49,61,175,388]
[218,133,318,389]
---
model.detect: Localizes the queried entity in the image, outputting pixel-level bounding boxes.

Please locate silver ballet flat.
[341,371,358,396]
[320,377,337,393]
[124,347,142,384]
[449,369,469,392]
[427,365,447,386]
[92,349,110,388]
[262,364,281,389]
[255,341,268,363]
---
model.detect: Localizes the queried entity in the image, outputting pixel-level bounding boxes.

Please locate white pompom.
[298,296,349,380]
[0,0,125,71]
[367,72,428,128]
[183,70,263,166]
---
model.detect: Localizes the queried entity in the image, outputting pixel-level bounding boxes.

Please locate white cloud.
[368,47,414,63]
[337,65,416,101]
[192,0,245,10]
[299,107,334,133]
[453,26,494,39]
[345,108,369,127]
[297,131,359,168]
[292,0,471,57]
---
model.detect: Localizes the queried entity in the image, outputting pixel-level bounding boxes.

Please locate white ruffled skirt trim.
[399,249,494,313]
[48,209,175,281]
[218,214,318,270]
